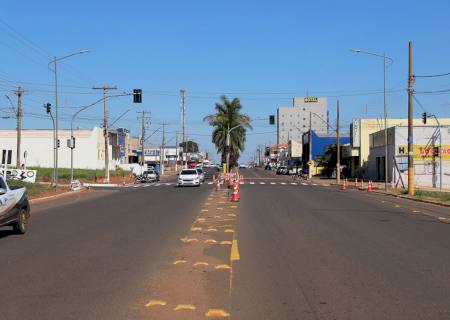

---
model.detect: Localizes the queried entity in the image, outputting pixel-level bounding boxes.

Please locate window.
[303,108,306,111]
[303,118,306,121]
[303,125,306,128]
[1,150,12,165]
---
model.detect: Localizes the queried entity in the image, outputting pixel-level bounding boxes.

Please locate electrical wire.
[415,72,450,78]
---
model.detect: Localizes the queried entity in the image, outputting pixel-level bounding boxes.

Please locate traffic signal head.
[133,89,142,103]
[44,103,51,114]
[269,115,275,125]
[422,112,427,124]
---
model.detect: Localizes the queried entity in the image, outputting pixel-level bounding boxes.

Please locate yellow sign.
[304,97,318,103]
[397,145,450,160]
[223,163,227,174]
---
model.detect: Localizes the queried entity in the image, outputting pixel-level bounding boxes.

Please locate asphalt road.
[1,168,449,319]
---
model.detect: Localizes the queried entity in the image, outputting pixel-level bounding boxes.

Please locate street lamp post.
[351,48,393,191]
[226,124,246,173]
[49,50,89,188]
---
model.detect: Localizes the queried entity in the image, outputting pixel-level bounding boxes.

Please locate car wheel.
[13,208,28,234]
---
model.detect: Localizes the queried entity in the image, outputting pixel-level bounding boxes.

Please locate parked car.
[0,176,30,234]
[196,168,205,183]
[239,164,248,169]
[178,169,200,187]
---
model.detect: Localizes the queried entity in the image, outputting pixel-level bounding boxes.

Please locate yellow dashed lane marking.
[191,227,202,232]
[180,237,198,243]
[173,259,187,265]
[395,204,400,208]
[207,228,218,232]
[230,240,240,261]
[438,217,448,221]
[217,207,224,210]
[173,304,196,311]
[220,240,232,245]
[227,214,237,217]
[224,229,234,233]
[193,262,209,267]
[196,218,206,223]
[205,309,231,317]
[202,209,209,212]
[230,205,238,208]
[205,239,218,244]
[145,300,167,307]
[215,264,231,270]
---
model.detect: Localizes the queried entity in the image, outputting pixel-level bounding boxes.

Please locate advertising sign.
[397,145,450,160]
[0,169,37,183]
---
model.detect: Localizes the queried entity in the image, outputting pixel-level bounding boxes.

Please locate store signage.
[304,97,318,103]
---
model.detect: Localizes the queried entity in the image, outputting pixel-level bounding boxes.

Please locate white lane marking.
[165,183,172,186]
[250,182,255,185]
[312,183,318,186]
[260,182,266,185]
[239,182,244,185]
[270,182,276,185]
[301,182,308,186]
[155,183,161,186]
[291,182,297,185]
[281,182,286,185]
[207,182,213,185]
[143,184,152,187]
[133,185,140,188]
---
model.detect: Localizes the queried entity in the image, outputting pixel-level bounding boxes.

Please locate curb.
[29,189,86,204]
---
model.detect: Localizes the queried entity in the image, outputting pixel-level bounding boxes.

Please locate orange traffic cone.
[231,181,240,202]
[367,180,373,192]
[354,178,358,187]
[342,178,347,190]
[216,181,221,192]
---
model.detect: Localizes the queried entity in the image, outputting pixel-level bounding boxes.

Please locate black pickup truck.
[0,176,30,234]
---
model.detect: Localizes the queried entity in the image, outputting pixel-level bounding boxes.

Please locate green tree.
[203,96,252,166]
[179,140,199,153]
[319,144,337,178]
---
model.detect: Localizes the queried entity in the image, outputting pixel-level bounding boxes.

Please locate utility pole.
[308,112,312,179]
[92,86,117,183]
[175,131,179,172]
[407,41,415,196]
[160,122,167,175]
[138,111,150,172]
[180,88,186,168]
[13,87,24,168]
[336,100,341,185]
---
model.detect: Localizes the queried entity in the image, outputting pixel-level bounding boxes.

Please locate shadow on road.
[0,228,16,239]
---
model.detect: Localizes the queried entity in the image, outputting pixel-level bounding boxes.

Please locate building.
[302,131,350,166]
[345,118,450,178]
[0,127,129,170]
[367,125,450,188]
[277,97,328,145]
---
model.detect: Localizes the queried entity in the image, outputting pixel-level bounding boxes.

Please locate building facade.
[277,97,328,145]
[367,125,450,188]
[345,118,450,178]
[302,131,350,166]
[0,127,129,170]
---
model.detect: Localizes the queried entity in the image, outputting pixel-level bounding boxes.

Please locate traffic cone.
[354,178,358,187]
[342,178,347,190]
[216,181,221,192]
[231,181,240,202]
[367,180,373,192]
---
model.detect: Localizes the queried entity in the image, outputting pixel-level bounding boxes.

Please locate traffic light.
[133,89,142,103]
[44,103,51,114]
[269,115,275,125]
[57,139,60,148]
[422,112,427,124]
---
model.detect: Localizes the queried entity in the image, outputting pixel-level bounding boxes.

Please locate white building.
[367,125,450,188]
[277,97,328,144]
[0,127,123,170]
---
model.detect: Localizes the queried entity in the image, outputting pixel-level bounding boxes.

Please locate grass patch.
[6,180,54,197]
[413,190,450,203]
[27,167,130,181]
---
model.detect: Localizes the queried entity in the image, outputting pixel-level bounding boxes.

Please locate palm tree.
[203,96,252,167]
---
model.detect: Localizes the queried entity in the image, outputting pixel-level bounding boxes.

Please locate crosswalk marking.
[301,182,308,186]
[281,182,286,185]
[260,182,265,184]
[250,182,255,185]
[125,181,330,189]
[207,182,214,185]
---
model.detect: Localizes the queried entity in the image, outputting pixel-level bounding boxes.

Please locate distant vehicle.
[187,160,197,169]
[276,166,289,175]
[178,169,200,187]
[196,168,205,183]
[144,170,159,182]
[0,176,30,234]
[238,164,248,169]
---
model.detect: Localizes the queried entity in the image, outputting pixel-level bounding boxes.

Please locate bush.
[27,167,129,181]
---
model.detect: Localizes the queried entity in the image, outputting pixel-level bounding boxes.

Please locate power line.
[415,72,450,78]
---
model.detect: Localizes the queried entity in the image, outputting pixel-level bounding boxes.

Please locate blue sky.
[1,0,449,162]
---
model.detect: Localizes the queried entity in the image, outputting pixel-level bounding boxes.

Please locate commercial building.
[277,97,328,145]
[0,127,130,170]
[345,118,450,178]
[367,125,450,188]
[302,131,350,166]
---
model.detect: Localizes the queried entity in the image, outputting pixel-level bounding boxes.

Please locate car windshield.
[181,170,197,175]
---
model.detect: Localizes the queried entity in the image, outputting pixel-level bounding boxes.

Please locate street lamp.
[49,49,89,188]
[226,124,246,173]
[351,48,393,191]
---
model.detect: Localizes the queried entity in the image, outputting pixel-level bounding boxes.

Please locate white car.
[196,168,205,183]
[178,169,200,187]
